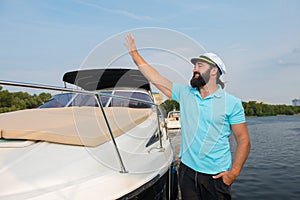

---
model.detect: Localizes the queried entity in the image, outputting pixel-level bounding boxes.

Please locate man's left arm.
[213,122,251,185]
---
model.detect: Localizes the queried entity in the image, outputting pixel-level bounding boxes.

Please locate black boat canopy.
[62,68,151,91]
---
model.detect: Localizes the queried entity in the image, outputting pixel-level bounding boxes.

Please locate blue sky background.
[1,0,300,105]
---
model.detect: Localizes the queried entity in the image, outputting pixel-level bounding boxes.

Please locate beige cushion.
[0,107,152,147]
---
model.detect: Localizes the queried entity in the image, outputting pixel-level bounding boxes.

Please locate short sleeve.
[172,83,184,102]
[228,100,246,124]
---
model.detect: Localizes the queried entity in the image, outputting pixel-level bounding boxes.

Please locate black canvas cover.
[63,69,151,91]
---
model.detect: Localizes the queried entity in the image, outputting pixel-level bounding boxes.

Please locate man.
[125,34,250,200]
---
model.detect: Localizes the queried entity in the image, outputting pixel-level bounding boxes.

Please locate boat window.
[98,91,113,107]
[108,91,153,108]
[39,91,153,108]
[39,93,99,108]
[39,93,74,108]
[145,128,160,147]
[168,112,180,118]
[69,94,99,107]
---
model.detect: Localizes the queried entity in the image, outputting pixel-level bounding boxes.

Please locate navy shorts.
[178,162,232,200]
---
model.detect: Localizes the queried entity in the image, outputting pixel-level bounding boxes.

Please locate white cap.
[191,52,227,75]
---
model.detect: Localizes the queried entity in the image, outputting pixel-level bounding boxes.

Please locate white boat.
[0,69,174,200]
[166,111,181,130]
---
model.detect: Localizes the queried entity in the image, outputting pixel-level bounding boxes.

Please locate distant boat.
[0,68,174,200]
[166,111,181,130]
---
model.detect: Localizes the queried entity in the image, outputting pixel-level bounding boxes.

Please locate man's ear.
[211,66,218,76]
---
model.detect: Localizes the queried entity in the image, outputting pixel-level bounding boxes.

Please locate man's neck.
[199,83,219,99]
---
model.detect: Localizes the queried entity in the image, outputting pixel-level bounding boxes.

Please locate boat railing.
[0,80,165,173]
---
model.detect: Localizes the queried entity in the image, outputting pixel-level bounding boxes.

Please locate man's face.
[190,61,212,88]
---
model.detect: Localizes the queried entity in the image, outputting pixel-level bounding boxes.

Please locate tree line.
[0,86,51,113]
[242,101,300,116]
[160,99,300,117]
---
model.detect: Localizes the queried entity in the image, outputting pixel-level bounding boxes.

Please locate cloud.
[76,0,157,21]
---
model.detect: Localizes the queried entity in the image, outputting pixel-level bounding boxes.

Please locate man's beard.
[190,70,211,88]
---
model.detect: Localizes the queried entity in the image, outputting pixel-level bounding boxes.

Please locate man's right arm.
[125,34,173,98]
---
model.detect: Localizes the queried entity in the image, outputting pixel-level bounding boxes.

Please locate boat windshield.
[39,91,153,109]
[100,91,153,108]
[168,111,180,118]
[39,93,98,108]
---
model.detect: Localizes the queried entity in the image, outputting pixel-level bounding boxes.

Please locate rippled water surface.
[169,115,300,200]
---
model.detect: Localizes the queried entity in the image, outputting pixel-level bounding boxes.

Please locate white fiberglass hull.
[0,116,173,200]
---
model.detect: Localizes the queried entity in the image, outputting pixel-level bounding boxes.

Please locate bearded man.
[125,34,250,200]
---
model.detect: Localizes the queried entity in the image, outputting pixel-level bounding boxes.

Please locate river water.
[168,115,300,200]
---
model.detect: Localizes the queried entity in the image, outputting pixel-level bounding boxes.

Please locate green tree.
[0,89,52,113]
[242,101,300,116]
[160,99,180,117]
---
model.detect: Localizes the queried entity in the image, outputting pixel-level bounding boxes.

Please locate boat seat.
[0,107,152,147]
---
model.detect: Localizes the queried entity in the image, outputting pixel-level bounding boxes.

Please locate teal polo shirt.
[172,83,245,174]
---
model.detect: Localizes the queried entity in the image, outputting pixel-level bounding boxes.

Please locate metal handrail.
[0,79,165,173]
[96,94,127,173]
[0,80,97,95]
[98,92,165,150]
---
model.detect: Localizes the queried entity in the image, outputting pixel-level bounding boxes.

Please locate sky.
[1,0,300,105]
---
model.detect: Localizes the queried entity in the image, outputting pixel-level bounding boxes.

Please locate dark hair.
[209,64,225,89]
[217,71,225,89]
